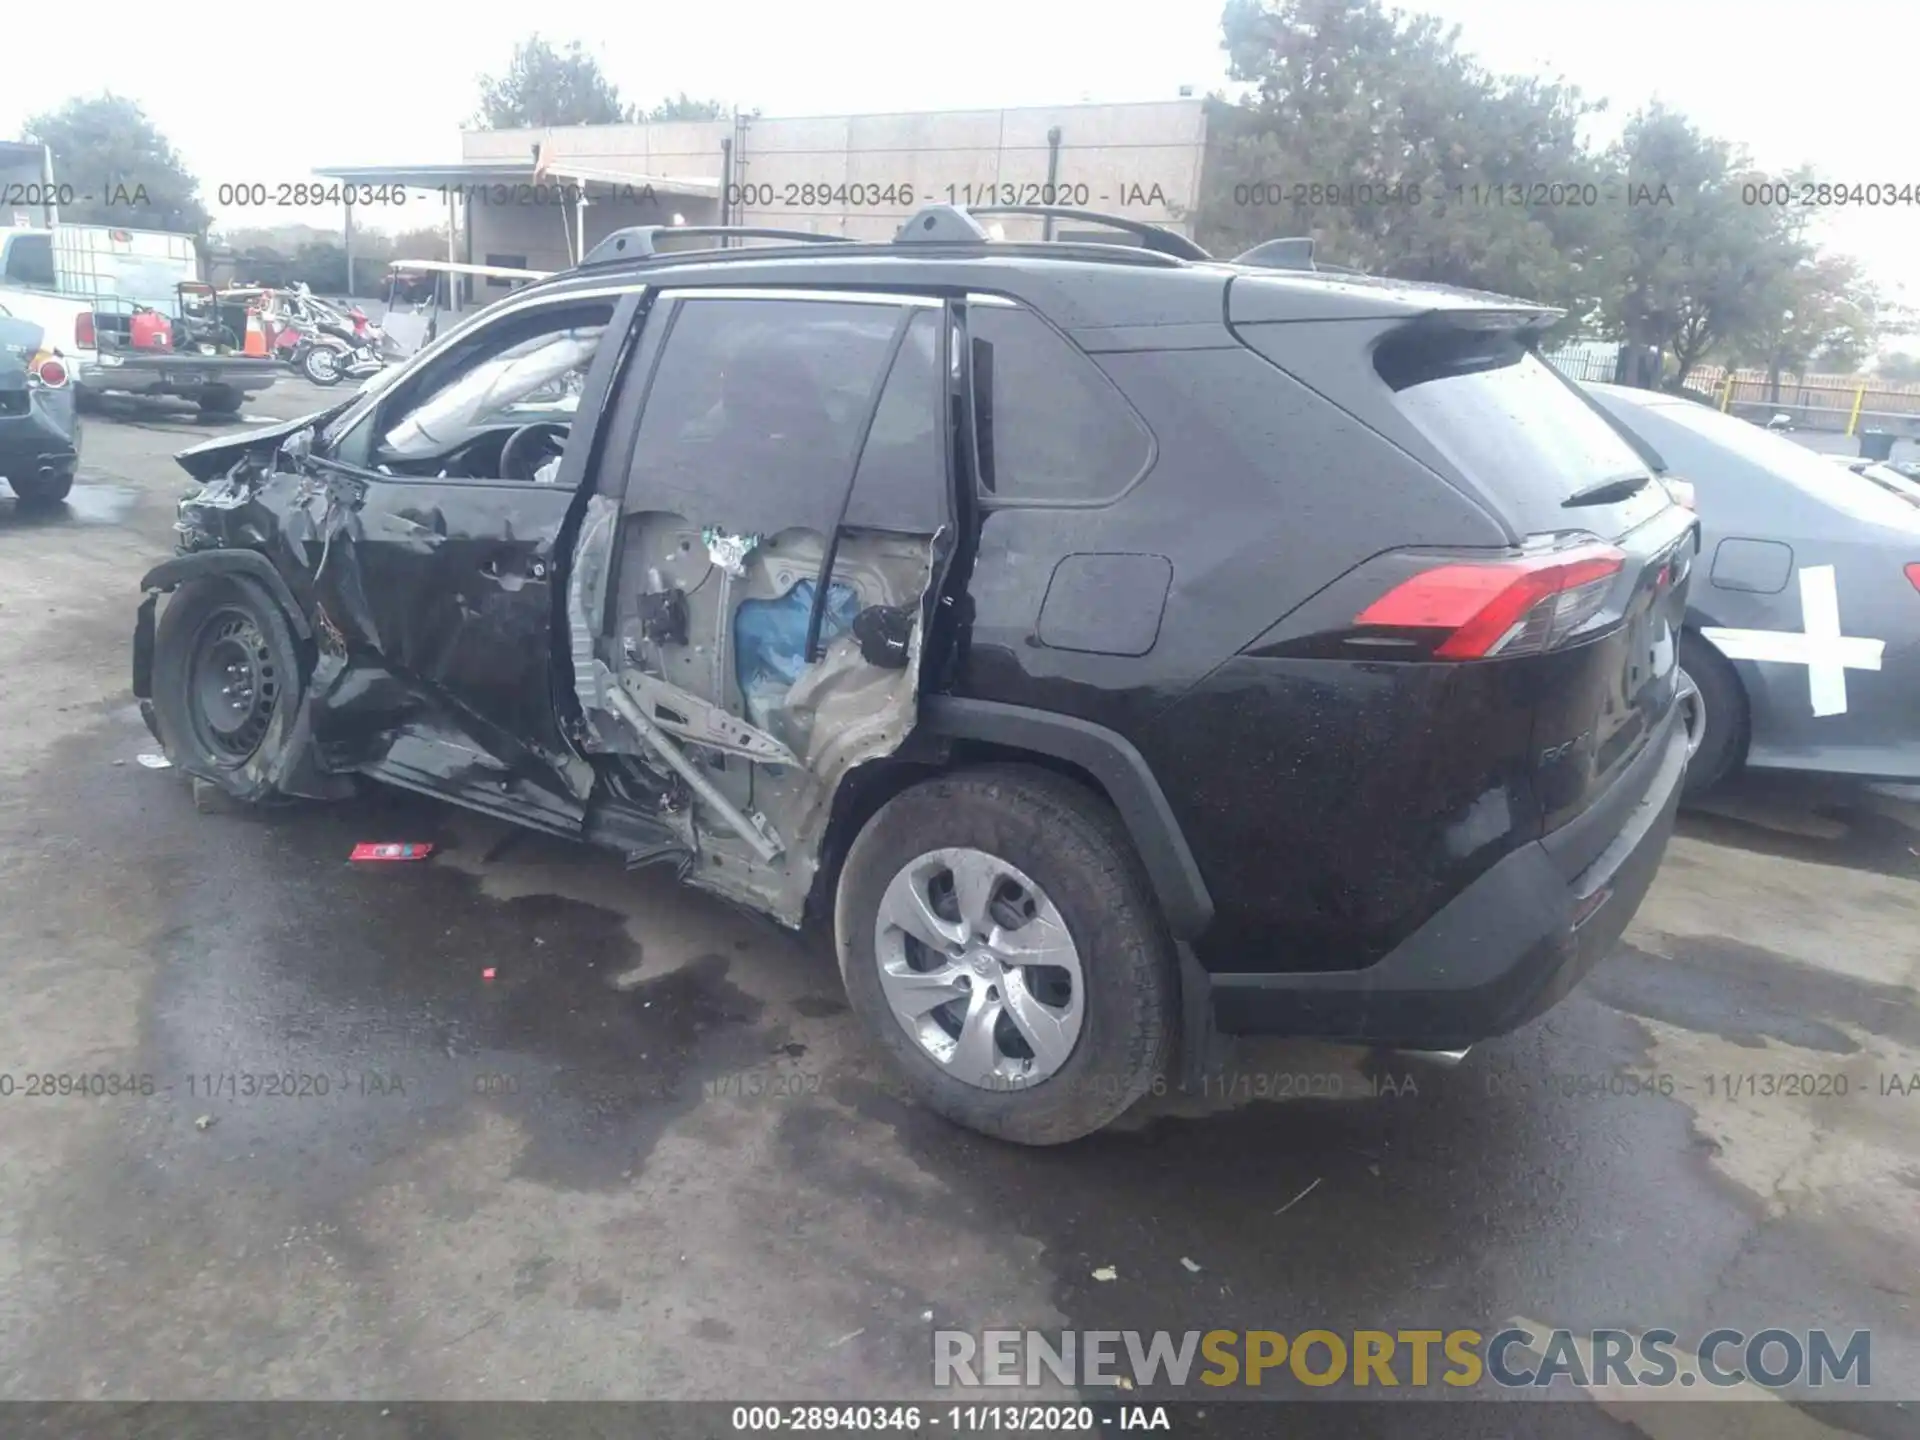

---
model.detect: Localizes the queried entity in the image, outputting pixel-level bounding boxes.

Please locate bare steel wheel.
[874,847,1085,1089]
[151,574,307,803]
[188,607,281,761]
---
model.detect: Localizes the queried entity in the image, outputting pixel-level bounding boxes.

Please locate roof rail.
[896,203,1210,261]
[581,225,856,267]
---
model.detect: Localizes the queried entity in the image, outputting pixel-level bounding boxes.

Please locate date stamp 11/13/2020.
[0,1071,408,1100]
[1227,177,1920,210]
[9,1065,1916,1107]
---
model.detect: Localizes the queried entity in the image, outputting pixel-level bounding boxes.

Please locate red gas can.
[129,310,174,351]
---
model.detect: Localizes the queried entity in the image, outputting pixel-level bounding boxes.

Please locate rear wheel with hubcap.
[835,766,1175,1145]
[1679,630,1747,798]
[873,846,1087,1088]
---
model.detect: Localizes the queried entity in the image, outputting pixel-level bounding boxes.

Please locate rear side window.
[1378,329,1667,536]
[968,305,1152,505]
[4,234,55,289]
[845,309,947,533]
[628,296,907,536]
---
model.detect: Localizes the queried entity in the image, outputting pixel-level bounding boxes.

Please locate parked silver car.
[1585,383,1920,793]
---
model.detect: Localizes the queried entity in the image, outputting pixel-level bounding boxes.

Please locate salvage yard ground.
[1,383,1917,1429]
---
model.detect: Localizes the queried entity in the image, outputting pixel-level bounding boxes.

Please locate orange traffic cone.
[242,306,268,357]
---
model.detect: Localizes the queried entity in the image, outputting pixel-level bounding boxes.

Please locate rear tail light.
[28,350,68,388]
[1662,477,1696,510]
[1906,563,1920,594]
[1354,543,1627,659]
[74,311,96,347]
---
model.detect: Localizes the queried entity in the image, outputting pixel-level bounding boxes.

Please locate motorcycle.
[272,294,387,388]
[293,328,384,387]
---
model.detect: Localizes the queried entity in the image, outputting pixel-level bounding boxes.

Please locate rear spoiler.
[1227,266,1562,328]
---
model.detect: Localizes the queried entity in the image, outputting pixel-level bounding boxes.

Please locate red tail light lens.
[1906,563,1920,593]
[74,311,96,347]
[30,351,68,388]
[1355,543,1627,659]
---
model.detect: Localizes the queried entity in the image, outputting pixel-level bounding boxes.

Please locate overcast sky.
[4,0,1915,318]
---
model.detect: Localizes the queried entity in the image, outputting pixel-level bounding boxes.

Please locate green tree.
[21,94,209,239]
[1734,253,1886,393]
[1874,350,1920,384]
[642,94,733,122]
[1195,0,1616,329]
[1600,106,1813,388]
[475,36,631,128]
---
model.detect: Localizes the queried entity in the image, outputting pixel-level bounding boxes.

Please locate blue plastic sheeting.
[735,578,862,727]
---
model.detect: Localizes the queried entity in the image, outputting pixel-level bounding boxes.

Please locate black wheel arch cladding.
[142,549,313,641]
[915,695,1214,940]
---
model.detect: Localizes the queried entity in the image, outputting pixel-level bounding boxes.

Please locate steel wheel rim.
[1677,668,1706,759]
[308,349,338,381]
[187,607,278,761]
[872,847,1085,1090]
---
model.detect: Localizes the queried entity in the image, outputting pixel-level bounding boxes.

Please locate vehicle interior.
[342,302,608,482]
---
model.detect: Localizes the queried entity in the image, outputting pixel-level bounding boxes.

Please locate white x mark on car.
[1583,384,1920,793]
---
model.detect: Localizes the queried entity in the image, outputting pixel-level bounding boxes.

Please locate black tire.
[834,765,1176,1145]
[10,468,74,506]
[198,386,244,417]
[1680,630,1747,798]
[302,346,343,386]
[151,574,307,804]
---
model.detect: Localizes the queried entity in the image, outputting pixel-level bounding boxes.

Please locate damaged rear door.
[296,291,637,832]
[569,287,955,921]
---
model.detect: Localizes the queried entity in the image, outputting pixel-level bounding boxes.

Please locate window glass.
[626,296,906,536]
[968,304,1152,503]
[1858,462,1920,508]
[1624,399,1920,530]
[1381,336,1667,535]
[485,254,530,289]
[4,235,55,288]
[845,309,946,533]
[380,301,612,461]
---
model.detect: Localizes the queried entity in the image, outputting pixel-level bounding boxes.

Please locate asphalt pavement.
[1,377,1916,1434]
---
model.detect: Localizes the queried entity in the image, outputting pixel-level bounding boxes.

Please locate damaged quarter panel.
[571,289,952,924]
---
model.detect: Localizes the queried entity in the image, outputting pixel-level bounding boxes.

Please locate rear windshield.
[1859,462,1920,509]
[1377,329,1669,537]
[1622,399,1920,530]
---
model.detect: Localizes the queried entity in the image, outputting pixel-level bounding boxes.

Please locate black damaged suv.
[133,207,1698,1144]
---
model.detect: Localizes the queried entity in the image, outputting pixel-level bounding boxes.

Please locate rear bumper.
[78,354,279,397]
[0,397,78,480]
[1204,711,1689,1047]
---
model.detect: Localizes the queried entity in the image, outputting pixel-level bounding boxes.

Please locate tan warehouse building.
[318,99,1209,279]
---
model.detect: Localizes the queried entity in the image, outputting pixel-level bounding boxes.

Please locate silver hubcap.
[1677,668,1706,758]
[873,847,1085,1090]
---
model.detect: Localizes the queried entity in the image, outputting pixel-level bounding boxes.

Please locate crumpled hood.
[174,406,347,482]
